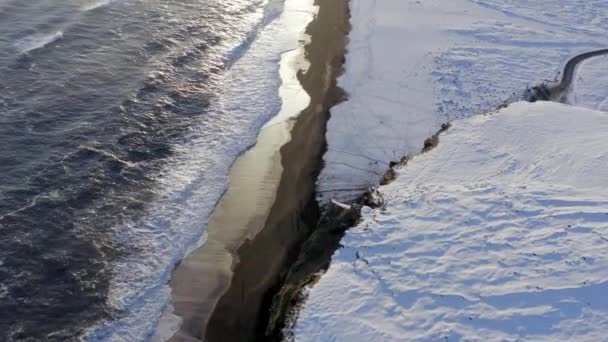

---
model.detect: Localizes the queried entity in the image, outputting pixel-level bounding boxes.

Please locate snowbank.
[317,0,608,201]
[570,55,608,111]
[295,102,608,341]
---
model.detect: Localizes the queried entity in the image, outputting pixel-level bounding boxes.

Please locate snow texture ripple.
[295,101,608,341]
[317,0,608,201]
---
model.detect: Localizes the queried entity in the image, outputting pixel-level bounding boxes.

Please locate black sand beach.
[168,0,350,340]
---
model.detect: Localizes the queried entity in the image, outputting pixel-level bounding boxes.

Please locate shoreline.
[205,0,350,338]
[268,123,451,339]
[166,0,350,340]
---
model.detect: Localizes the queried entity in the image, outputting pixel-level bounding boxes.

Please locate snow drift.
[295,101,608,341]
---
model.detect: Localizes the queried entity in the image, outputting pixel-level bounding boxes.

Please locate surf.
[13,31,63,53]
[80,0,117,12]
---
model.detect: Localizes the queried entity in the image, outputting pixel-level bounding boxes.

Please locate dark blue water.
[0,0,279,340]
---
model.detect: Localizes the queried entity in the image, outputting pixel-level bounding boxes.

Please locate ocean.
[0,0,308,340]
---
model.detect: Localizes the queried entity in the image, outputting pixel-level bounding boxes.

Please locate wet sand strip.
[168,0,350,340]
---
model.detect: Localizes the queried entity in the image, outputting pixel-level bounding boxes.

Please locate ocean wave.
[83,0,316,339]
[81,0,116,12]
[13,31,63,53]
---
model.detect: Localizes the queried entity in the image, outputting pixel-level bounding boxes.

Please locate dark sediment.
[168,0,351,340]
[204,0,350,339]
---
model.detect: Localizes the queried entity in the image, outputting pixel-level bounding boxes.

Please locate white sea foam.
[13,31,63,53]
[150,304,181,342]
[80,0,115,12]
[84,0,316,340]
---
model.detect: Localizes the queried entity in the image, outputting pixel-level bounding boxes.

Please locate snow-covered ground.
[298,0,608,339]
[295,101,608,341]
[317,0,608,201]
[570,54,608,111]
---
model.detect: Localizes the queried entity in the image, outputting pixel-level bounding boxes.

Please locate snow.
[298,0,608,339]
[295,101,608,341]
[569,55,608,111]
[317,0,607,201]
